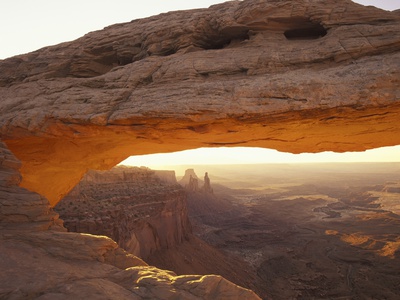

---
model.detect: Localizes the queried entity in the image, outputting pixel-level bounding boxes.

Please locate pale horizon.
[119,145,400,168]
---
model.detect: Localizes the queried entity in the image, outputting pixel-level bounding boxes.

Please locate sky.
[120,146,400,167]
[0,0,398,60]
[1,1,399,165]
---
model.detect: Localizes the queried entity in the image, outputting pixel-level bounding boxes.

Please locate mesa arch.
[1,0,400,209]
[0,0,399,298]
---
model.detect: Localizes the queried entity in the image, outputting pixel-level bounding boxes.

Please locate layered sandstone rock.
[0,153,260,299]
[0,0,399,206]
[0,0,399,299]
[0,231,259,300]
[56,166,191,260]
[56,166,264,297]
[0,140,64,231]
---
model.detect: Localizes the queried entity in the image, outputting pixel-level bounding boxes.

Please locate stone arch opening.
[284,24,327,40]
[274,17,328,40]
[1,1,400,298]
[4,101,400,210]
[195,26,250,50]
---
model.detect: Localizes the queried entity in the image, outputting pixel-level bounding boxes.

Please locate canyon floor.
[184,163,400,299]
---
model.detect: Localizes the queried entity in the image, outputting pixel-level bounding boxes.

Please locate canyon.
[56,164,400,299]
[0,0,400,298]
[183,164,400,299]
[55,167,191,260]
[55,166,262,297]
[0,144,260,299]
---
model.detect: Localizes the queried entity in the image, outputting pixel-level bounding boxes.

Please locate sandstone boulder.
[0,231,260,299]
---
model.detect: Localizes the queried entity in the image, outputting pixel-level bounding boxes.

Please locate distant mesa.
[383,182,400,193]
[180,169,213,194]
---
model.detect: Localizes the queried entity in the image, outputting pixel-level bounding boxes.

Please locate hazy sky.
[1,1,399,164]
[120,146,400,166]
[0,0,398,59]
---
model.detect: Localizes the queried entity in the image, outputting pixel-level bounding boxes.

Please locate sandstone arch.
[1,0,399,208]
[0,1,399,298]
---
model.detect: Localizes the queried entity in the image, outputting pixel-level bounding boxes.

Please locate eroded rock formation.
[203,172,213,194]
[55,166,263,297]
[56,166,191,259]
[0,0,400,299]
[181,169,200,190]
[0,0,399,206]
[0,140,64,231]
[0,142,260,299]
[181,169,214,193]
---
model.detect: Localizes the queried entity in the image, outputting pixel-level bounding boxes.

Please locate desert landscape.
[182,163,400,299]
[55,163,400,299]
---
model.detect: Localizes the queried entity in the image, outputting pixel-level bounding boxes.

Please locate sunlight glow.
[120,145,400,167]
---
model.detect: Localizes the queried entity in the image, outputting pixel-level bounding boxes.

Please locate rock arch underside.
[0,0,399,299]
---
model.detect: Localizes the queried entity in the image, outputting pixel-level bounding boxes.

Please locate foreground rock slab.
[0,231,260,300]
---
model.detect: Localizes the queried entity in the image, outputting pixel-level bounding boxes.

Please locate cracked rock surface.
[0,0,399,205]
[0,1,399,299]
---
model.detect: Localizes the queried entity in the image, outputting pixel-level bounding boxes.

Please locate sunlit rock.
[0,0,399,299]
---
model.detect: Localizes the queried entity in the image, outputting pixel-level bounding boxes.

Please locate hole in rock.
[284,23,327,40]
[198,27,250,50]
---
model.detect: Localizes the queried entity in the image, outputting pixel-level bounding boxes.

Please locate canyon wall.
[0,140,64,231]
[0,142,260,299]
[56,166,191,260]
[56,166,264,297]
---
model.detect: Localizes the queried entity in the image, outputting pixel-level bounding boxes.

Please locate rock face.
[56,166,192,260]
[56,166,263,297]
[0,150,261,299]
[0,0,399,206]
[0,231,260,300]
[0,140,64,231]
[0,0,399,299]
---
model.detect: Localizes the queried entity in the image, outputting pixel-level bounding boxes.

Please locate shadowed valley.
[56,163,400,299]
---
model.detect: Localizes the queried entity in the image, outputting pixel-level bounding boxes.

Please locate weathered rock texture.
[56,166,263,297]
[0,148,260,299]
[56,166,191,260]
[0,0,399,299]
[0,140,64,231]
[0,231,260,300]
[0,0,399,206]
